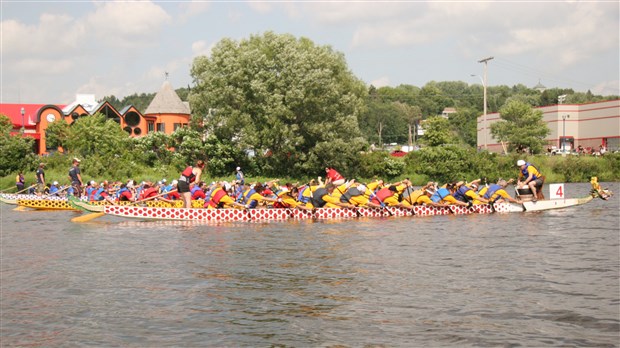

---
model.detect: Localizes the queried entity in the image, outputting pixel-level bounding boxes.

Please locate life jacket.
[242,189,259,208]
[483,184,502,201]
[181,166,196,183]
[140,187,158,200]
[91,188,105,201]
[297,185,311,204]
[453,186,473,202]
[370,187,395,207]
[340,187,364,203]
[86,186,96,199]
[402,187,424,205]
[310,187,329,208]
[431,187,451,203]
[117,187,131,201]
[206,188,228,209]
[521,163,542,180]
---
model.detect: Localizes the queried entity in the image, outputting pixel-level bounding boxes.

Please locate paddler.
[178,159,206,208]
[516,159,545,201]
[483,179,522,204]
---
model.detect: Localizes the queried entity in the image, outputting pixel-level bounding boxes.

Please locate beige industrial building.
[477,99,620,153]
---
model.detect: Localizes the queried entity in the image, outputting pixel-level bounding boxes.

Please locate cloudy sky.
[2,0,618,105]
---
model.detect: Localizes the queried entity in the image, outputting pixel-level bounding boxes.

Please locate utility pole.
[478,56,494,150]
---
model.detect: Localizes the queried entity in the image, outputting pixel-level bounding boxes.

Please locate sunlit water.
[2,183,619,347]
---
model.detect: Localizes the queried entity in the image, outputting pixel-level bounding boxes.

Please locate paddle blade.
[13,206,28,211]
[71,212,105,223]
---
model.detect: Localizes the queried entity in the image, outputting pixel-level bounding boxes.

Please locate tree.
[189,31,368,177]
[490,100,550,154]
[0,114,37,176]
[44,119,70,150]
[63,113,135,177]
[421,116,451,147]
[448,107,479,147]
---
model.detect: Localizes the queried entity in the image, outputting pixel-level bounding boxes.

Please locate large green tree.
[189,31,368,177]
[490,100,550,154]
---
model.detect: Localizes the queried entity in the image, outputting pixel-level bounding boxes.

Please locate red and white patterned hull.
[101,202,524,222]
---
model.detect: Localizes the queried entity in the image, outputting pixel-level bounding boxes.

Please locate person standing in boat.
[325,167,345,186]
[178,159,206,208]
[15,172,25,192]
[68,158,83,197]
[35,163,46,196]
[516,159,545,201]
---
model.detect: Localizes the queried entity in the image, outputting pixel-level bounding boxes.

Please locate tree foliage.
[421,116,451,147]
[490,100,550,154]
[189,31,368,177]
[0,114,37,176]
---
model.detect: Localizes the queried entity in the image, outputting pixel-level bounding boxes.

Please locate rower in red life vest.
[325,167,345,186]
[178,159,206,208]
[205,182,247,209]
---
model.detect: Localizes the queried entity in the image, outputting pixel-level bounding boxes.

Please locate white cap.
[158,181,162,185]
[279,187,289,195]
[517,160,526,166]
[73,158,81,162]
[357,184,367,193]
[162,178,167,183]
[90,180,96,185]
[224,183,232,192]
[53,181,58,185]
[171,180,178,185]
[236,167,241,171]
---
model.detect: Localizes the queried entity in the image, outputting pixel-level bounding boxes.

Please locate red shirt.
[326,168,344,182]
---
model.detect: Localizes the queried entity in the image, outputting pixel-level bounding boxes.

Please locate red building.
[0,80,190,155]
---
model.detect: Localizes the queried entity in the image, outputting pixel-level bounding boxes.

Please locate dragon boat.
[69,188,606,223]
[2,193,205,210]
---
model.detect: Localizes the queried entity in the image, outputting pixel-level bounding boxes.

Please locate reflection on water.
[1,183,619,347]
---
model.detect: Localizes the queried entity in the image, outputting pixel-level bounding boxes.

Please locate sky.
[1,0,619,105]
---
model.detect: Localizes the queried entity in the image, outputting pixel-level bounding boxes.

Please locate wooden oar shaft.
[14,184,36,194]
[131,189,178,205]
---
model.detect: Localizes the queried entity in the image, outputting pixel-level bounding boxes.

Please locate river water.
[1,182,619,347]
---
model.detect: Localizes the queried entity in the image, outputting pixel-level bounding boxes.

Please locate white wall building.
[477,99,620,153]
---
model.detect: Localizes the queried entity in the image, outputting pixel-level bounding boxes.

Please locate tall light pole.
[478,56,493,150]
[562,114,569,151]
[20,107,25,132]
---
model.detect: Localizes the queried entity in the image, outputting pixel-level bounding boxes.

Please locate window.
[156,123,165,132]
[147,121,154,133]
[174,123,181,131]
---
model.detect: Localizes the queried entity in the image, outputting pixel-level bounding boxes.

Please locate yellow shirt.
[415,195,434,205]
[331,183,349,200]
[308,192,341,209]
[489,188,512,201]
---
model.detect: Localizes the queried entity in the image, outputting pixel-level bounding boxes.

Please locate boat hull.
[16,198,205,210]
[522,196,593,212]
[98,202,525,222]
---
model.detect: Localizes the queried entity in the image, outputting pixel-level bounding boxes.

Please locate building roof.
[144,80,190,115]
[0,103,58,128]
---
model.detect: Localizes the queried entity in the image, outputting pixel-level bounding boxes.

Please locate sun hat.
[53,181,58,185]
[426,187,436,195]
[236,167,241,171]
[517,159,526,166]
[73,158,81,163]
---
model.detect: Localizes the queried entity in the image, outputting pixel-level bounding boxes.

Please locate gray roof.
[144,80,190,115]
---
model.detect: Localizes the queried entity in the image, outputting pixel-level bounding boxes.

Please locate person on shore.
[178,159,206,208]
[516,159,545,201]
[15,172,25,192]
[35,163,46,195]
[68,158,83,197]
[235,167,245,185]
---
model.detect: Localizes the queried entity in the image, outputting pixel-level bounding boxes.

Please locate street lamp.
[478,56,494,150]
[562,114,569,151]
[20,107,25,132]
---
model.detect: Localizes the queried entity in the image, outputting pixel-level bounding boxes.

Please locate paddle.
[71,212,106,223]
[131,190,177,205]
[14,184,36,195]
[45,185,69,198]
